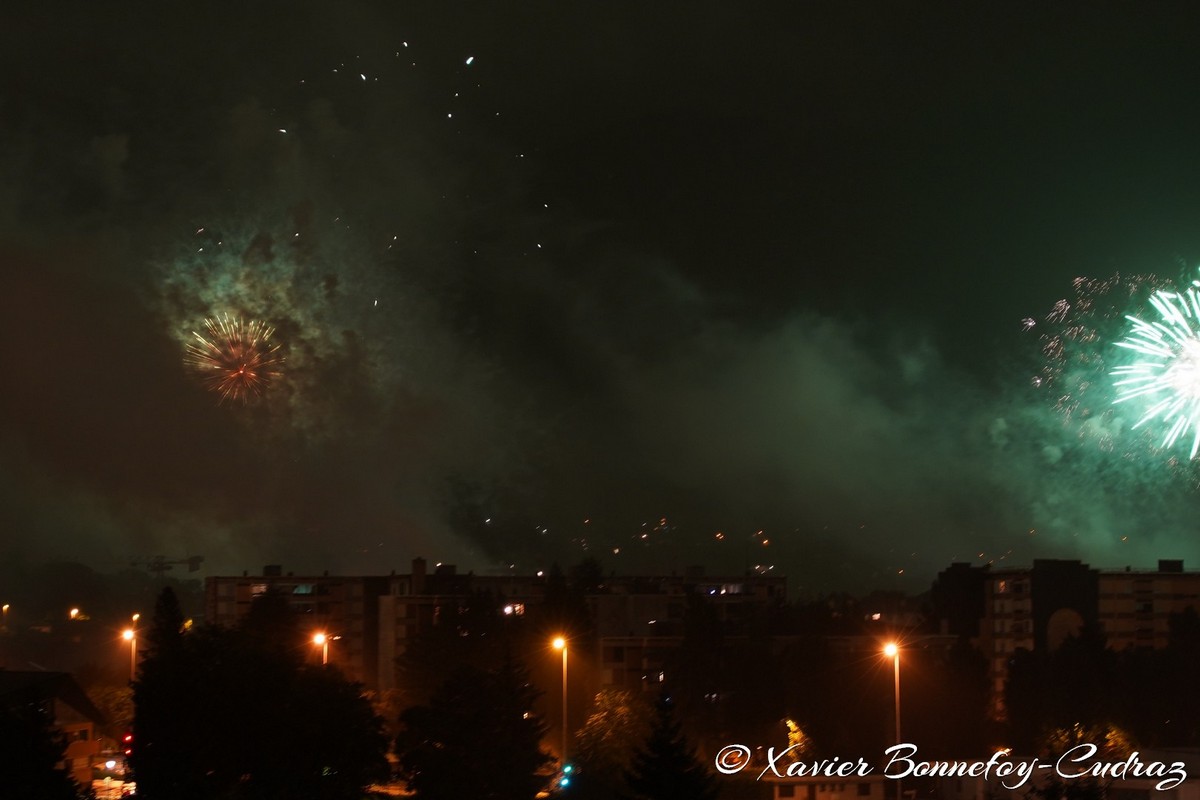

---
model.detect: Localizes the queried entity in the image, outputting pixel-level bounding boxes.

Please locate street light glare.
[552,636,566,650]
[883,641,903,800]
[122,629,135,641]
[313,632,327,645]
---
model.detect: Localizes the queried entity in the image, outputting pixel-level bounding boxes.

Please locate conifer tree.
[622,692,717,800]
[397,657,553,800]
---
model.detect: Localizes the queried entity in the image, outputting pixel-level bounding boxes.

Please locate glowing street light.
[121,612,141,680]
[1,604,8,632]
[552,636,568,769]
[122,628,137,680]
[69,608,80,620]
[314,632,329,665]
[884,642,902,800]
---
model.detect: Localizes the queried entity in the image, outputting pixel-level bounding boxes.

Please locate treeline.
[6,566,719,800]
[10,560,1200,800]
[1005,610,1200,752]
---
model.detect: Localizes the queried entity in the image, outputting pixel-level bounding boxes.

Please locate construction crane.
[130,555,205,579]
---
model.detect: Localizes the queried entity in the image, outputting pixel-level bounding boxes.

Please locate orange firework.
[185,315,282,402]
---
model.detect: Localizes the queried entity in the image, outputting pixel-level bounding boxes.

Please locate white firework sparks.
[1112,281,1200,458]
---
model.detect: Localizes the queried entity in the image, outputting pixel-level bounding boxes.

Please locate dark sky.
[4,1,1200,593]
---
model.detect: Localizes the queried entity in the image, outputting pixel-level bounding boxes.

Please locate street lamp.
[122,628,137,681]
[2,604,8,632]
[313,632,329,665]
[552,636,568,768]
[884,642,901,800]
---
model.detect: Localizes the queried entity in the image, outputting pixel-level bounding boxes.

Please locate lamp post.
[122,628,137,681]
[313,632,329,665]
[2,604,8,632]
[552,636,568,768]
[884,642,901,800]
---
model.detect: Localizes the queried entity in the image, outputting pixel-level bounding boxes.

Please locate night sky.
[5,2,1200,593]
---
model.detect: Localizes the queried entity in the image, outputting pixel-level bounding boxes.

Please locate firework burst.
[1026,273,1166,434]
[1112,280,1200,458]
[185,315,283,402]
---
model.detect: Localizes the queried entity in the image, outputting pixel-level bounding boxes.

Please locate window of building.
[997,579,1008,594]
[251,584,268,596]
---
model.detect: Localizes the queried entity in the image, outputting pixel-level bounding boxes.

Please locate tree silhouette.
[0,690,84,800]
[397,658,553,800]
[572,689,653,799]
[1008,623,1118,753]
[131,588,389,800]
[622,692,717,800]
[130,587,197,799]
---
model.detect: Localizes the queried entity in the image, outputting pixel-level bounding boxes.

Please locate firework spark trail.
[185,314,283,402]
[1112,283,1200,458]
